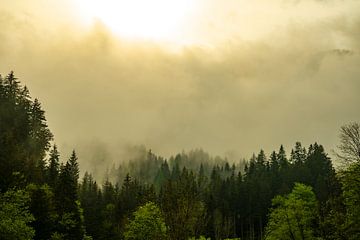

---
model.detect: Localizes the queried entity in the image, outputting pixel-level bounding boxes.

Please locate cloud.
[0,0,359,175]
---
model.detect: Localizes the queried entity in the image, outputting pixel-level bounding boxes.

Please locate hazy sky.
[1,0,359,170]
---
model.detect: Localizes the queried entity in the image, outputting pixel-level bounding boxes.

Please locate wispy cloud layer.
[0,0,359,170]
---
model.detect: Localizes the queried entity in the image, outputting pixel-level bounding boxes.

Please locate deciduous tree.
[124,202,167,240]
[265,183,319,240]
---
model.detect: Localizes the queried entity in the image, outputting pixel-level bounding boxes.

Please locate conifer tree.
[68,150,80,183]
[55,152,85,240]
[47,145,60,188]
[27,184,58,240]
[0,72,52,190]
[290,142,307,164]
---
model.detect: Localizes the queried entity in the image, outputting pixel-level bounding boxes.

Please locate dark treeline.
[105,146,246,188]
[1,72,359,240]
[81,142,339,240]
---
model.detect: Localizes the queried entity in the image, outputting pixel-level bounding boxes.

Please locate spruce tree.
[0,72,53,190]
[55,151,85,240]
[47,145,60,188]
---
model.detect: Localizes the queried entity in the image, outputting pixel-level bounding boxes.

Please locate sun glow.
[74,0,195,41]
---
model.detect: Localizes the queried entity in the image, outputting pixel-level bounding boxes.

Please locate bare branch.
[335,122,360,166]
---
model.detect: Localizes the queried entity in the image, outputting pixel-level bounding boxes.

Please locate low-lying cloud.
[0,0,359,175]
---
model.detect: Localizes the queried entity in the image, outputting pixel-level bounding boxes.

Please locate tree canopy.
[124,202,167,240]
[0,72,359,240]
[265,183,319,240]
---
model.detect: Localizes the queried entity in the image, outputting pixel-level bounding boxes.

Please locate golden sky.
[1,0,359,172]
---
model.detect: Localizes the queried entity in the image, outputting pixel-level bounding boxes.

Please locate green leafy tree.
[340,162,360,240]
[124,202,168,240]
[189,236,211,240]
[330,123,360,239]
[0,189,35,240]
[265,183,319,240]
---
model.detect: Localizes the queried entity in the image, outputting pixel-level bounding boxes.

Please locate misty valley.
[1,72,359,240]
[2,0,360,239]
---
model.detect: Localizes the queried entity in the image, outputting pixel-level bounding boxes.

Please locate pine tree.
[47,145,60,188]
[0,72,53,190]
[27,184,58,240]
[305,143,337,202]
[154,160,171,191]
[55,152,85,240]
[79,172,105,240]
[160,167,205,240]
[277,145,288,169]
[290,142,307,164]
[0,72,30,191]
[68,150,80,184]
[197,163,208,194]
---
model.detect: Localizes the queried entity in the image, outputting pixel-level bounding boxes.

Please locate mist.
[1,0,359,175]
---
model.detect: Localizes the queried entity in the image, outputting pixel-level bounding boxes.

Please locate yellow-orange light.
[74,0,195,41]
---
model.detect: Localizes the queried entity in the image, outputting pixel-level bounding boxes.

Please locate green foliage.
[305,143,337,203]
[188,236,210,240]
[100,203,121,239]
[1,72,355,240]
[124,202,168,240]
[79,172,105,239]
[56,152,81,214]
[50,232,65,240]
[265,183,319,240]
[55,152,86,239]
[47,145,60,188]
[340,162,360,240]
[0,189,35,240]
[161,167,206,240]
[27,184,58,240]
[318,194,346,240]
[57,201,86,240]
[0,72,52,191]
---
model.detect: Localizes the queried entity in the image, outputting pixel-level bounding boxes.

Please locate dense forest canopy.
[1,72,359,239]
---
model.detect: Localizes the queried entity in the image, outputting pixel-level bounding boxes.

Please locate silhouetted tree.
[47,145,60,188]
[55,151,85,240]
[335,122,360,165]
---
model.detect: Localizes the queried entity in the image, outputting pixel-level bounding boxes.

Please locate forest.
[0,71,359,240]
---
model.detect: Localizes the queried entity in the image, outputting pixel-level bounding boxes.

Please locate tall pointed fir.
[68,150,80,184]
[55,151,85,240]
[47,145,60,189]
[0,72,53,191]
[27,98,53,183]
